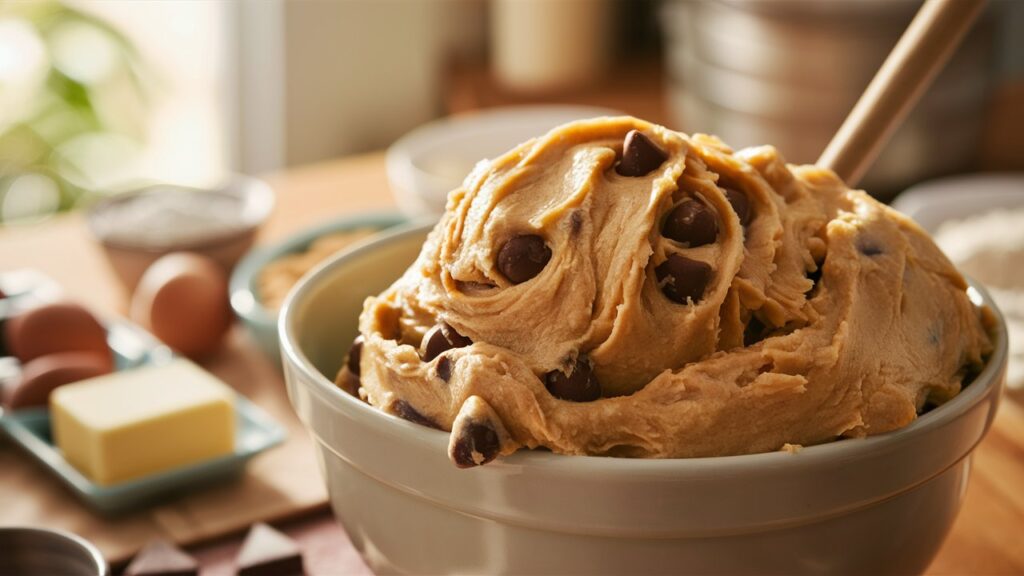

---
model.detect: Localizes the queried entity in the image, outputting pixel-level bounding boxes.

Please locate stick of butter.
[50,358,236,486]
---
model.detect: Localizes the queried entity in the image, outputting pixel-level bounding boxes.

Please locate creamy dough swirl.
[339,117,992,467]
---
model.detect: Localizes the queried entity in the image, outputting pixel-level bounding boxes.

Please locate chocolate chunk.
[616,130,667,177]
[392,399,442,430]
[451,419,500,468]
[236,523,304,576]
[545,356,601,402]
[497,235,551,284]
[125,538,198,576]
[723,187,752,226]
[655,254,712,304]
[346,335,363,376]
[422,322,472,362]
[663,200,718,247]
[436,356,453,382]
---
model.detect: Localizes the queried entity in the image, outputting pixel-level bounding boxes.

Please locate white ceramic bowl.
[385,106,619,218]
[280,223,1007,575]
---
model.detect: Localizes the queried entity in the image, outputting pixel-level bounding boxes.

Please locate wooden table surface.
[1,152,1023,575]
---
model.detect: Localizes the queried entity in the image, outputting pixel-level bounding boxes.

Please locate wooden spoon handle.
[817,0,987,187]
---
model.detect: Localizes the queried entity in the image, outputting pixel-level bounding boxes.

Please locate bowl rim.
[280,221,1008,475]
[86,174,275,253]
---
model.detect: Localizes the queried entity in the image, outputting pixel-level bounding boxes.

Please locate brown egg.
[4,302,113,368]
[131,252,231,359]
[4,352,112,409]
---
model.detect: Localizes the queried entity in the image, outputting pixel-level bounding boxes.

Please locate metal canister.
[661,0,997,198]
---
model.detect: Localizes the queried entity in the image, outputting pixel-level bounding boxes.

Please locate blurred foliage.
[0,1,148,223]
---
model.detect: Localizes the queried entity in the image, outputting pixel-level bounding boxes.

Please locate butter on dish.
[51,359,236,485]
[337,116,991,468]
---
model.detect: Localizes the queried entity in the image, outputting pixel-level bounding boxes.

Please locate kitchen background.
[0,0,1022,226]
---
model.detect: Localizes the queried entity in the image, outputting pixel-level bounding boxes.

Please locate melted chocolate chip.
[616,130,667,177]
[436,356,453,382]
[723,187,752,226]
[451,420,500,468]
[570,210,583,236]
[497,235,551,284]
[422,322,472,361]
[346,335,363,376]
[392,399,442,430]
[858,240,883,256]
[663,200,718,247]
[655,254,712,304]
[545,356,601,402]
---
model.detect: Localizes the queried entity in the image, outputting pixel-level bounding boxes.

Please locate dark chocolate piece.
[436,356,453,382]
[616,130,667,177]
[723,187,752,226]
[663,200,718,247]
[451,419,500,468]
[422,322,472,362]
[545,356,601,402]
[125,538,198,576]
[236,523,305,576]
[497,235,551,284]
[346,335,363,376]
[391,399,443,430]
[655,254,713,304]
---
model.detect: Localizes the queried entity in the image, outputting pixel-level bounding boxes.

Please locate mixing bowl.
[280,223,1007,575]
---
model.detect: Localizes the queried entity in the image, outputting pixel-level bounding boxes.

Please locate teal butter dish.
[0,318,285,515]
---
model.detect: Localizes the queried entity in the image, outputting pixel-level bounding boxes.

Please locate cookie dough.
[338,117,992,466]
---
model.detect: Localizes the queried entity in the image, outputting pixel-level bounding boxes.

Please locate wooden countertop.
[1,152,1022,575]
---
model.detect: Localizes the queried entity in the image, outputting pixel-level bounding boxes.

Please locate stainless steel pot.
[0,527,108,576]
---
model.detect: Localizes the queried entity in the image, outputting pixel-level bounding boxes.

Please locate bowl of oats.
[229,212,409,363]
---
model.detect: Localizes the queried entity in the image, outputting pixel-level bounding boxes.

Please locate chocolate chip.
[346,335,363,376]
[723,187,752,226]
[451,420,500,468]
[436,356,453,382]
[392,399,443,430]
[663,200,718,247]
[616,130,667,177]
[655,254,712,304]
[545,356,601,402]
[422,322,472,362]
[497,235,551,284]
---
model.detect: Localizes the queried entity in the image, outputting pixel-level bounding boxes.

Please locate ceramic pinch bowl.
[280,222,1007,575]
